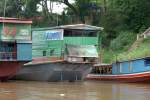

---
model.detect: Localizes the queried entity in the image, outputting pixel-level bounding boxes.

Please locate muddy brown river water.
[0,81,150,100]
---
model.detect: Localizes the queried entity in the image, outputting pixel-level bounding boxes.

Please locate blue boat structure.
[86,57,150,82]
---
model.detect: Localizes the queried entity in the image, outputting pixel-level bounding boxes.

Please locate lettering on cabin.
[45,30,63,40]
[3,26,17,37]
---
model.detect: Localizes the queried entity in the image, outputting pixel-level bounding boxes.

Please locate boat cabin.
[0,17,32,61]
[32,24,103,63]
[91,64,112,74]
[112,57,150,74]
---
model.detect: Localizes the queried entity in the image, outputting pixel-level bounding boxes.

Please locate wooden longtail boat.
[86,57,150,82]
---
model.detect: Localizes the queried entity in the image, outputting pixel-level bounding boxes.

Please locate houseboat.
[86,57,150,82]
[14,24,103,81]
[0,17,32,81]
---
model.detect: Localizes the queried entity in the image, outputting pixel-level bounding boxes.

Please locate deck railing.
[0,52,17,61]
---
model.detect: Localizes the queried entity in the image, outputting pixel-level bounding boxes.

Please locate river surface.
[0,81,150,100]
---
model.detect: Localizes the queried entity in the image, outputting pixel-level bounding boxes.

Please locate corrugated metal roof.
[66,44,98,58]
[32,24,103,31]
[113,56,150,64]
[94,63,112,66]
[58,24,103,30]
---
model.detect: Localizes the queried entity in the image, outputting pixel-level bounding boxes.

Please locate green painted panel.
[32,30,63,58]
[32,29,100,58]
[64,37,98,45]
[0,23,31,41]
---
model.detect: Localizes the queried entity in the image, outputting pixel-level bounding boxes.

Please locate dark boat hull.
[0,61,25,82]
[86,71,150,83]
[14,61,92,82]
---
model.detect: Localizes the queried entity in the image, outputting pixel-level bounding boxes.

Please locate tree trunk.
[103,0,107,14]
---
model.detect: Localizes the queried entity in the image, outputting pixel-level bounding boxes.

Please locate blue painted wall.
[17,43,32,61]
[112,58,150,74]
[112,63,117,74]
[122,62,130,73]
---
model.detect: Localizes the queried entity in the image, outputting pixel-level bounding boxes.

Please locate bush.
[110,31,136,51]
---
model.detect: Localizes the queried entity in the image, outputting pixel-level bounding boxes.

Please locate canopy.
[66,44,98,58]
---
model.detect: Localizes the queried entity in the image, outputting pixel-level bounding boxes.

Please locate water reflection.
[0,81,150,100]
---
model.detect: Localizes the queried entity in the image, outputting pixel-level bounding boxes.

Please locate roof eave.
[32,24,104,31]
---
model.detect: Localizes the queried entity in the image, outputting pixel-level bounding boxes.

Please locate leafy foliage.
[0,0,150,63]
[110,31,136,51]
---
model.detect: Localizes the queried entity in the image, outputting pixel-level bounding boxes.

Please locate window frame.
[43,50,46,56]
[129,61,133,72]
[145,58,150,67]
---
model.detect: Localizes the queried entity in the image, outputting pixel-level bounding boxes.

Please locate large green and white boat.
[15,24,103,81]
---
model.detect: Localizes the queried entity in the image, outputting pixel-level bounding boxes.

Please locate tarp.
[66,44,98,58]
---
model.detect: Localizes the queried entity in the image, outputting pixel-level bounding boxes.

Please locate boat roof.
[113,56,150,64]
[94,63,112,67]
[0,17,32,24]
[32,24,103,31]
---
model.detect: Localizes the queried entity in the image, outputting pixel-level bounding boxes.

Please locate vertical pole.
[57,14,58,26]
[75,72,78,81]
[2,0,7,33]
[98,31,102,63]
[60,71,63,81]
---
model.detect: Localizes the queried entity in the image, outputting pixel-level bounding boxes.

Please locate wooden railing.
[0,52,17,61]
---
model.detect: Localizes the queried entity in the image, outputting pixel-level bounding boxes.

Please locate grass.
[102,49,114,63]
[113,37,150,62]
[102,37,150,63]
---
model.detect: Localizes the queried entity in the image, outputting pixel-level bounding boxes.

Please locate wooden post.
[137,34,139,40]
[144,34,146,39]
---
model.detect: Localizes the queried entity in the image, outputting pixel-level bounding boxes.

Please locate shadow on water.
[0,80,150,100]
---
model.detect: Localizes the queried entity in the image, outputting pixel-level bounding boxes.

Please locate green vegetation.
[102,31,136,63]
[103,37,150,63]
[110,31,136,51]
[1,0,150,63]
[102,49,114,63]
[116,37,150,62]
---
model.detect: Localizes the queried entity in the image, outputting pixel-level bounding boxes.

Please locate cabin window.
[145,58,150,67]
[91,66,112,74]
[116,63,122,73]
[50,49,55,56]
[64,30,97,37]
[116,63,119,73]
[43,50,46,56]
[0,42,17,60]
[119,63,122,73]
[129,61,133,72]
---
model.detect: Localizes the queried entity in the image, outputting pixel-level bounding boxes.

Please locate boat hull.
[86,71,150,83]
[0,61,25,82]
[14,61,92,82]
